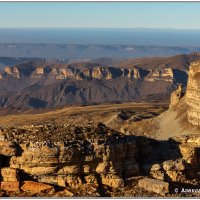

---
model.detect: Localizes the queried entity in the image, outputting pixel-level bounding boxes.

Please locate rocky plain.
[0,55,200,197]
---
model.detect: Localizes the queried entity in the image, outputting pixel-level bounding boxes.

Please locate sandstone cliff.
[185,61,200,126]
[0,64,174,82]
[145,68,174,82]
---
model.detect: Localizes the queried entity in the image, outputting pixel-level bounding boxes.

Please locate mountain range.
[0,52,199,111]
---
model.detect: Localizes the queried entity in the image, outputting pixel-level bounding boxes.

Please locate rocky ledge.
[0,123,199,197]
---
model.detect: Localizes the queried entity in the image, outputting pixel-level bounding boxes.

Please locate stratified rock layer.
[0,123,139,191]
[0,123,200,197]
[185,61,200,125]
[145,68,174,82]
[0,65,172,81]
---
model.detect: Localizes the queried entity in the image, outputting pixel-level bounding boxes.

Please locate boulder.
[163,159,186,171]
[138,178,169,195]
[150,163,164,180]
[151,164,162,171]
[159,159,187,182]
[101,174,124,188]
[21,181,55,194]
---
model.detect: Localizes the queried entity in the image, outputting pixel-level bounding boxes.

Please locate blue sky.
[0,2,200,29]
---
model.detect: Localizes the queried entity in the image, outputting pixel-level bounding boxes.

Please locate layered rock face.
[0,63,178,109]
[0,123,200,197]
[0,65,123,80]
[9,134,138,189]
[185,61,200,125]
[0,124,139,193]
[145,68,174,82]
[0,60,190,110]
[0,65,175,82]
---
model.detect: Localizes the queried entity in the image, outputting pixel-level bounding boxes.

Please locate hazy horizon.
[1,2,200,47]
[1,28,200,47]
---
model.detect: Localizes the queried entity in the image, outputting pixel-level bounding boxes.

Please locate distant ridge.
[0,43,200,59]
[115,52,200,71]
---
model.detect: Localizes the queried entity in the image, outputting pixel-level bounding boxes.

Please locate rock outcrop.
[0,124,139,195]
[4,66,20,78]
[185,61,200,125]
[138,178,169,195]
[0,64,172,82]
[0,123,200,197]
[169,84,184,109]
[145,68,174,82]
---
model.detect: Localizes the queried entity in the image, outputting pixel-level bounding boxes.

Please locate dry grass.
[0,102,167,128]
